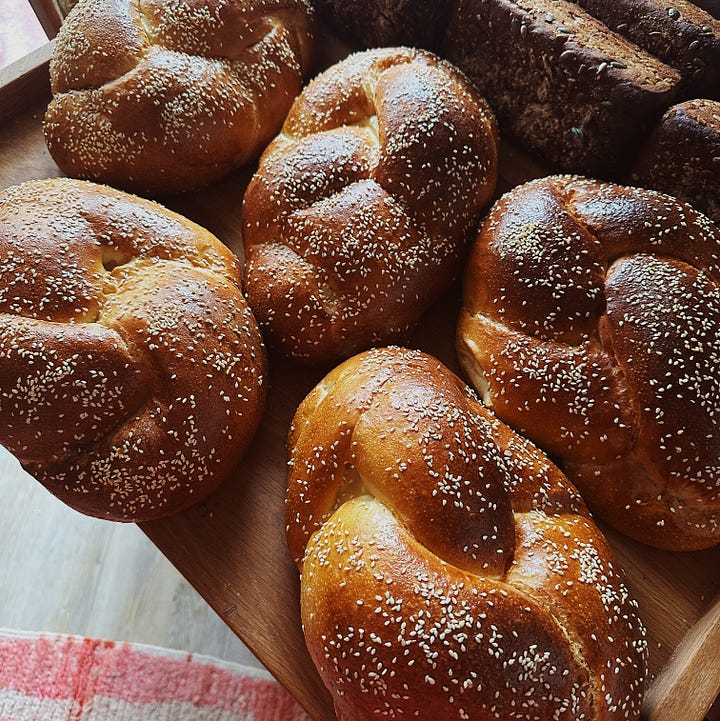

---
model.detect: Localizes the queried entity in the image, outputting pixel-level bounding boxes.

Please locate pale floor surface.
[0,444,262,668]
[0,0,259,671]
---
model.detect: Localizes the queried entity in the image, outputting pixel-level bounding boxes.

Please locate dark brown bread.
[0,179,267,522]
[287,347,647,721]
[444,0,680,177]
[574,0,720,99]
[242,47,498,366]
[632,98,720,225]
[44,0,315,195]
[310,0,450,49]
[458,175,720,551]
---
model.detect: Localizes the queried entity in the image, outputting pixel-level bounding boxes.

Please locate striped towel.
[0,630,311,721]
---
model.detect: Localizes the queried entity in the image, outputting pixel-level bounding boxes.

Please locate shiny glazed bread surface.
[0,178,267,521]
[242,47,498,366]
[458,175,720,550]
[44,0,316,194]
[287,347,647,721]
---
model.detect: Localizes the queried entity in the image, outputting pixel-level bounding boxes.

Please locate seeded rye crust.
[0,179,267,522]
[242,47,498,366]
[632,99,720,225]
[458,176,720,551]
[310,0,451,49]
[444,0,681,177]
[44,0,315,195]
[287,347,647,721]
[574,0,720,98]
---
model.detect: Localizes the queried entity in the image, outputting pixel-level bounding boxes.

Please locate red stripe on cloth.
[90,645,287,710]
[0,634,311,720]
[0,636,113,701]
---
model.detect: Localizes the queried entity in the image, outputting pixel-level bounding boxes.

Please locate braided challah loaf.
[44,0,315,195]
[458,175,720,551]
[0,179,267,521]
[287,347,647,721]
[242,47,498,365]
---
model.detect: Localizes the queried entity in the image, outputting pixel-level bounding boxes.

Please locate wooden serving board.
[1,41,720,721]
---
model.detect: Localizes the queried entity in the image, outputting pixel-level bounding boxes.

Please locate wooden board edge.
[27,0,63,39]
[642,592,720,721]
[0,42,54,126]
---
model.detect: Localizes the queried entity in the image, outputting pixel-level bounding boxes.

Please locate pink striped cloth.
[0,630,311,721]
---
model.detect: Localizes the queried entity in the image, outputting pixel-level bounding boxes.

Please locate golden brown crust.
[44,0,316,195]
[242,47,498,366]
[287,347,647,721]
[458,175,720,550]
[0,178,267,521]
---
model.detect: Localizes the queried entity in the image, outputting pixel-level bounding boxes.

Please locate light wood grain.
[0,444,261,666]
[1,44,719,721]
[645,598,720,721]
[643,592,720,721]
[0,41,52,125]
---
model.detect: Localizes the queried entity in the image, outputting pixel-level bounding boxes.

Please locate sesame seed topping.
[287,347,647,720]
[44,0,316,194]
[0,178,267,521]
[459,175,720,550]
[242,47,498,365]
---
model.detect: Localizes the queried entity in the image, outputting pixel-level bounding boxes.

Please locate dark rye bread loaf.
[444,0,681,177]
[574,0,720,99]
[311,0,450,49]
[632,99,720,225]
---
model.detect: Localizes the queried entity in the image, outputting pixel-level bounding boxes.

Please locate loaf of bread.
[0,178,267,522]
[458,175,720,550]
[44,0,315,195]
[310,0,450,49]
[574,0,720,98]
[242,47,498,366]
[287,347,647,721]
[444,0,680,177]
[632,98,720,225]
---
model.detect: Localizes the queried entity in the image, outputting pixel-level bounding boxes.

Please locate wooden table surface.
[0,445,261,666]
[1,40,720,721]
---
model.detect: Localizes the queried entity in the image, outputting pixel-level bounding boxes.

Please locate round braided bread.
[242,47,498,366]
[0,178,267,521]
[458,175,720,550]
[286,347,647,721]
[44,0,315,195]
